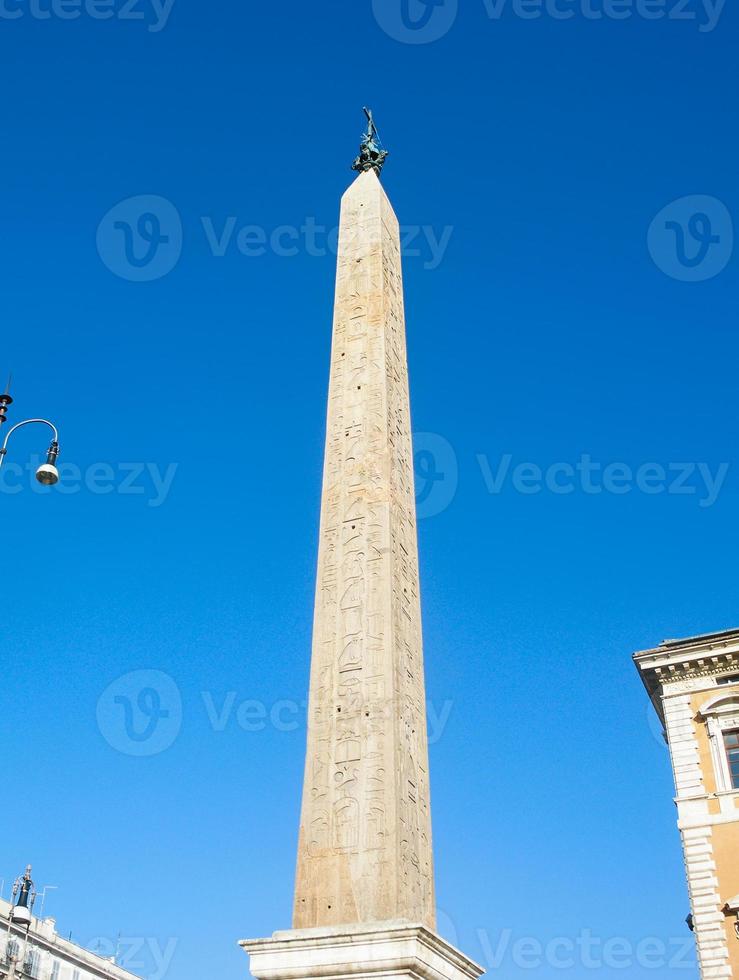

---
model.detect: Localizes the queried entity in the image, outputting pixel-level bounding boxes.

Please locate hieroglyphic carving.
[293,170,435,931]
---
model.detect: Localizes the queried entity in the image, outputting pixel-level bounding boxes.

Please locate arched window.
[699,693,739,793]
[23,946,41,979]
[4,939,20,966]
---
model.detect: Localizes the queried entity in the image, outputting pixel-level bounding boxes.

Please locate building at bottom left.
[0,866,140,980]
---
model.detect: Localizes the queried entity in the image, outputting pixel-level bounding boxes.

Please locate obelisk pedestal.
[241,922,484,980]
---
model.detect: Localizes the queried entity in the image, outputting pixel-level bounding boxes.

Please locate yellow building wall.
[715,822,739,975]
[690,691,719,796]
[687,691,739,975]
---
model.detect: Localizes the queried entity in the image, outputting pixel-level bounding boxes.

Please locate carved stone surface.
[293,169,435,930]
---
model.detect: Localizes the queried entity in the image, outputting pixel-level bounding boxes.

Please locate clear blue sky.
[2,2,737,979]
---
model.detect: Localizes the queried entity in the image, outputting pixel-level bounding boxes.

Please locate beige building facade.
[0,896,139,980]
[636,628,739,979]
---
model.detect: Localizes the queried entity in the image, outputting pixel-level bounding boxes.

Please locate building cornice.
[634,628,739,715]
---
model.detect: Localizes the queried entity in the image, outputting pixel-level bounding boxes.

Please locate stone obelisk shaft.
[293,169,435,931]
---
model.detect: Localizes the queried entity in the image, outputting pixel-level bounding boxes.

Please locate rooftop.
[633,626,739,719]
[634,626,739,662]
[0,897,140,980]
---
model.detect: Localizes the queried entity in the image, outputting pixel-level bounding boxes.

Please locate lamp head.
[35,440,60,486]
[11,865,35,925]
[36,463,59,486]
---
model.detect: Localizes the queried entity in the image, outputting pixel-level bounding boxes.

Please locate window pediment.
[699,693,739,721]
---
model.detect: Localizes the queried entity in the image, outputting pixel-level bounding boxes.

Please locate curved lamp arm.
[0,419,59,470]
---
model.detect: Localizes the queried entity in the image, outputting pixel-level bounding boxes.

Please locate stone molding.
[241,921,485,980]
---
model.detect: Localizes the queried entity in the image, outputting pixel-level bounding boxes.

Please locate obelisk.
[293,110,434,932]
[241,113,484,980]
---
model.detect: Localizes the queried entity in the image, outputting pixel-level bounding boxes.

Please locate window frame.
[699,693,739,793]
[4,938,20,966]
[23,945,41,979]
[723,730,739,790]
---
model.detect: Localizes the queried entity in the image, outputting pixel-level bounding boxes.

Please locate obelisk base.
[240,921,485,980]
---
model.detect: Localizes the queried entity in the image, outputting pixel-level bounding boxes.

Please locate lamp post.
[2,866,36,980]
[0,388,61,488]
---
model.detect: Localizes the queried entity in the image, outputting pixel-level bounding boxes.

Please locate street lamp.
[0,387,61,487]
[9,867,35,929]
[1,866,36,980]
